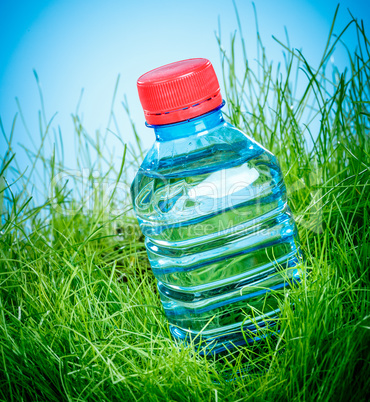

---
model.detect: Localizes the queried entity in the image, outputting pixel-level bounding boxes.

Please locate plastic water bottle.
[131,58,302,355]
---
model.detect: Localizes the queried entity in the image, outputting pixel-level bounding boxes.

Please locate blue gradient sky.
[0,0,369,173]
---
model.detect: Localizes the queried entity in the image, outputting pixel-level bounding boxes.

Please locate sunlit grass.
[0,6,369,401]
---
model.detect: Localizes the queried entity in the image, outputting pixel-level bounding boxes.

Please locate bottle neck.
[148,102,225,142]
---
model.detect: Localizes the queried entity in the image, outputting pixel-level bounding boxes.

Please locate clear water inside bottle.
[131,108,302,354]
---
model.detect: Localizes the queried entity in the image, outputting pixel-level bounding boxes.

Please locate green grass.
[1,6,369,401]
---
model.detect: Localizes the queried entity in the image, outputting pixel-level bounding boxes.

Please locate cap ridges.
[137,58,223,125]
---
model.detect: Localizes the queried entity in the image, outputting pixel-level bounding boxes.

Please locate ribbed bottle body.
[131,112,302,354]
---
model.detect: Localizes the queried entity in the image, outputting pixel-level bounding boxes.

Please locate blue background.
[0,0,369,174]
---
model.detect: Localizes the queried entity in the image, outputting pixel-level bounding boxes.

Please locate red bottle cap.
[137,58,223,125]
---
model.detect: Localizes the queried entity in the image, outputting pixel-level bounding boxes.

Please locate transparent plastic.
[130,105,302,354]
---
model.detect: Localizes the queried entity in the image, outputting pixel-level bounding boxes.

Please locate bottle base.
[169,316,279,357]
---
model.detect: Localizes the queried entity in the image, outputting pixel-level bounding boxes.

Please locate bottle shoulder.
[138,122,275,178]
